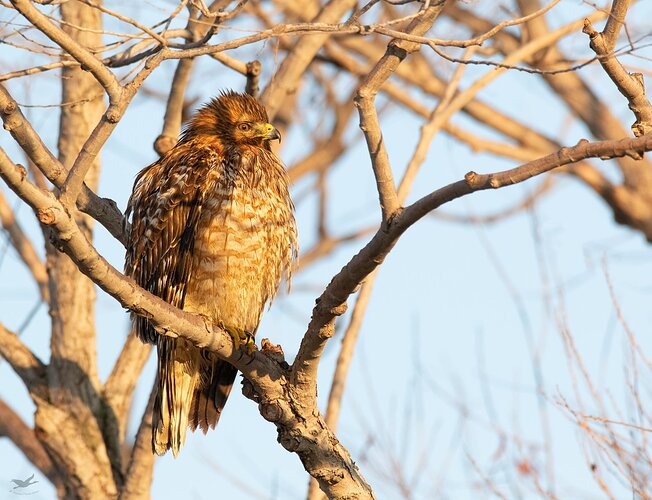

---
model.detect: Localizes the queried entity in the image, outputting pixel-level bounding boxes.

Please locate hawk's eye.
[238,123,251,132]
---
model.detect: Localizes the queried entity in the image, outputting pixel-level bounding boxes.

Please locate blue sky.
[2,2,652,498]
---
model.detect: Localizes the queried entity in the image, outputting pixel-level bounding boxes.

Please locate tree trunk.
[37,1,119,497]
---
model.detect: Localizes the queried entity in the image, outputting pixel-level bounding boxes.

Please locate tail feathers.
[189,359,238,433]
[153,338,201,457]
[152,340,238,456]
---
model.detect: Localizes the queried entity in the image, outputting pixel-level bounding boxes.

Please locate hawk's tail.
[189,359,238,433]
[153,337,201,457]
[152,338,237,456]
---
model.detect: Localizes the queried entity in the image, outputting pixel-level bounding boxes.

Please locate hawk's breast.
[182,148,296,334]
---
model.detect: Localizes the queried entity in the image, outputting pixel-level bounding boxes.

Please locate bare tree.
[1,0,652,498]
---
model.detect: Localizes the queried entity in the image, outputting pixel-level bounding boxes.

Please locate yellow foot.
[222,324,257,354]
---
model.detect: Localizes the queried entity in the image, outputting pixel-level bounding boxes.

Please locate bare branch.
[245,60,262,98]
[397,45,476,202]
[429,12,608,141]
[154,1,226,155]
[260,0,359,119]
[103,333,152,440]
[446,3,652,186]
[0,188,49,303]
[0,399,63,492]
[0,146,374,499]
[325,272,378,433]
[434,177,555,225]
[0,84,127,244]
[355,2,448,222]
[9,0,121,98]
[291,133,652,394]
[375,0,561,49]
[0,322,48,400]
[323,41,551,164]
[0,59,78,83]
[119,384,156,500]
[602,0,632,51]
[58,102,127,209]
[583,6,652,136]
[154,58,195,156]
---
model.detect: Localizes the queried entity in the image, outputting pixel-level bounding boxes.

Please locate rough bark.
[1,2,651,499]
[40,1,120,497]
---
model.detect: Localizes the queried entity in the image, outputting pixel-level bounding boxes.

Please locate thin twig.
[10,0,121,97]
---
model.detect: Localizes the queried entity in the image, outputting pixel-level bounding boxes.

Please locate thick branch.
[326,273,377,432]
[306,271,377,500]
[0,399,63,492]
[0,322,48,400]
[0,147,373,499]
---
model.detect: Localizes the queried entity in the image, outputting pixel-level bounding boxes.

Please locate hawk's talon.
[245,337,257,355]
[222,324,257,353]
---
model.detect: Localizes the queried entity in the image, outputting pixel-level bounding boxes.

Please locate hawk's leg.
[220,322,257,354]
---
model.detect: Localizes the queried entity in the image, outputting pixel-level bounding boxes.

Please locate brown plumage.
[124,91,297,456]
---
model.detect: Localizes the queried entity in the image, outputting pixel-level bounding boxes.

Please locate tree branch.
[355,2,448,222]
[583,3,652,136]
[0,188,49,303]
[290,133,652,395]
[602,0,632,51]
[0,399,63,492]
[0,84,127,244]
[396,45,476,203]
[9,0,121,98]
[0,322,48,400]
[0,146,373,499]
[307,271,378,500]
[104,333,152,440]
[153,1,226,155]
[444,2,652,232]
[119,384,155,500]
[260,0,359,119]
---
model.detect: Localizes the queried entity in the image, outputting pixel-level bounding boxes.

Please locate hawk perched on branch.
[125,91,297,456]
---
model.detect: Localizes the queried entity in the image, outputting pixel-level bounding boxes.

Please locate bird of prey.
[11,473,38,491]
[125,91,297,456]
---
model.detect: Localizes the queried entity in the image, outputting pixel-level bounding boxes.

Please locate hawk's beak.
[262,123,282,143]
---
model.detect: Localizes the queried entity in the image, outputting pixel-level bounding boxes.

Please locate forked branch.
[583,1,652,136]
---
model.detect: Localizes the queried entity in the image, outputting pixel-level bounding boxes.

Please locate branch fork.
[583,9,652,137]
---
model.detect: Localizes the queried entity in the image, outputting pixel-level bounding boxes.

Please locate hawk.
[125,91,297,456]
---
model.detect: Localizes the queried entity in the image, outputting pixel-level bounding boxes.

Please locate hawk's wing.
[125,150,219,343]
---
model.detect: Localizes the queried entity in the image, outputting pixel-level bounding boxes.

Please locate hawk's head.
[183,91,281,147]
